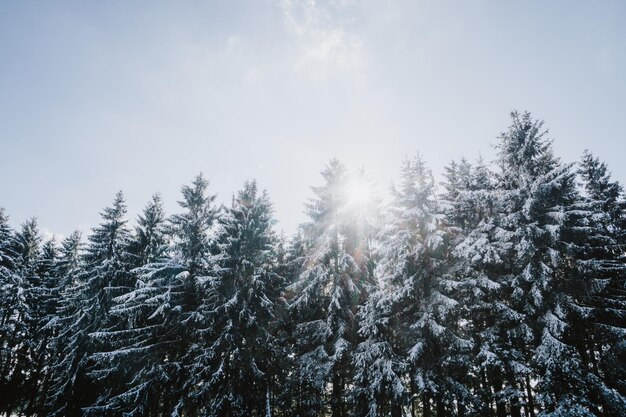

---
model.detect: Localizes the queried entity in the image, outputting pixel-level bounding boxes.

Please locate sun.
[346,179,371,206]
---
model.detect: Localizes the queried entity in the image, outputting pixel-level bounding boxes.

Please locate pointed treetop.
[495,111,558,187]
[171,173,219,269]
[306,158,349,227]
[101,190,127,222]
[236,179,260,207]
[131,193,168,266]
[85,191,131,265]
[56,230,83,279]
[0,208,17,267]
[579,149,623,201]
[178,173,212,211]
[138,193,166,227]
[396,153,435,207]
[16,217,42,270]
[472,155,493,191]
[37,237,59,276]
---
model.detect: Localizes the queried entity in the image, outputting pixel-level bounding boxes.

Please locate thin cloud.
[280,0,367,81]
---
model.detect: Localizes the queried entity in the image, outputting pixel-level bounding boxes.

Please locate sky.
[1,0,625,238]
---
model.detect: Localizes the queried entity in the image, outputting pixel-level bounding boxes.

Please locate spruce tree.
[573,151,626,414]
[46,230,84,413]
[375,155,469,417]
[84,193,170,416]
[494,111,593,415]
[25,237,61,415]
[8,219,43,414]
[352,284,406,417]
[54,231,84,285]
[274,229,308,415]
[47,192,133,417]
[289,159,377,417]
[85,175,219,417]
[187,180,284,416]
[449,157,522,416]
[128,193,168,267]
[0,210,25,415]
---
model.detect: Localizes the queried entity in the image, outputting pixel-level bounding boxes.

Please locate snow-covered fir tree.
[0,209,17,407]
[24,236,61,416]
[493,111,596,416]
[289,159,377,417]
[0,212,30,415]
[571,151,626,415]
[46,230,84,405]
[84,175,220,417]
[186,180,284,417]
[448,156,526,417]
[47,192,134,417]
[54,231,84,286]
[7,219,45,414]
[83,192,171,416]
[375,154,470,417]
[351,167,409,417]
[127,193,169,268]
[352,284,406,417]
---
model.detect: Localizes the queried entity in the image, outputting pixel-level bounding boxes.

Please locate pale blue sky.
[1,0,625,237]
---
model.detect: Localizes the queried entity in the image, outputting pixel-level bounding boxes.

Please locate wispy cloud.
[280,0,367,81]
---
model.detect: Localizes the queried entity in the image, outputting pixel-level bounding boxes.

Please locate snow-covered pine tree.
[446,157,525,416]
[375,155,469,417]
[442,157,495,234]
[0,209,18,396]
[6,218,44,414]
[571,151,626,414]
[54,231,83,287]
[0,218,59,416]
[83,192,170,416]
[0,213,32,415]
[493,111,595,416]
[45,230,83,376]
[46,230,84,408]
[272,229,309,415]
[349,169,413,417]
[186,180,284,417]
[47,191,134,417]
[85,175,219,417]
[23,236,62,416]
[288,159,376,417]
[128,193,168,267]
[0,210,16,404]
[0,208,16,270]
[15,218,42,269]
[352,282,406,417]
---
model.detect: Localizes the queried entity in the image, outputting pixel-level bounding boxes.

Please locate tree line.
[0,111,625,417]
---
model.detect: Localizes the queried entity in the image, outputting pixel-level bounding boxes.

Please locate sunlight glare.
[347,180,371,206]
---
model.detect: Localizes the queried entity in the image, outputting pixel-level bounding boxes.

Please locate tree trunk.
[525,375,536,417]
[509,379,522,417]
[480,369,494,417]
[458,400,466,417]
[436,396,446,417]
[423,392,431,417]
[391,402,402,417]
[511,399,522,417]
[411,378,417,417]
[331,372,342,417]
[493,377,507,417]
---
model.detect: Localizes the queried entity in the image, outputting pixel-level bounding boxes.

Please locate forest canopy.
[1,111,625,417]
